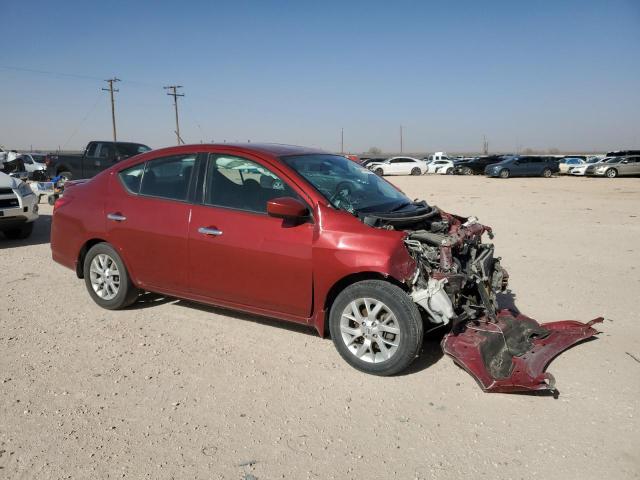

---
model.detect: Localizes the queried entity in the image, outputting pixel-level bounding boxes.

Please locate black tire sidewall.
[606,169,617,178]
[411,167,420,175]
[375,168,384,176]
[329,280,423,376]
[500,169,510,178]
[83,243,138,310]
[542,168,552,177]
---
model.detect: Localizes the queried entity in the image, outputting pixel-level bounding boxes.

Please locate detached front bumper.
[442,310,603,393]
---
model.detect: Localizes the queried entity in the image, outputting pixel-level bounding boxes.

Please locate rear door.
[188,153,313,318]
[622,156,640,175]
[105,152,198,293]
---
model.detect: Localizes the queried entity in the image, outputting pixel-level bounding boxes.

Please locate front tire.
[83,243,140,310]
[329,280,423,376]
[462,167,473,175]
[542,168,552,178]
[605,168,617,178]
[375,168,384,176]
[499,169,510,179]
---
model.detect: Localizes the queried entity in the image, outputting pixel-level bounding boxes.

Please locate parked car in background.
[0,171,39,239]
[485,156,559,178]
[605,150,640,158]
[18,154,47,175]
[46,141,151,181]
[367,157,428,176]
[559,157,585,174]
[453,155,508,175]
[568,156,605,176]
[593,155,640,177]
[425,159,454,175]
[360,157,387,168]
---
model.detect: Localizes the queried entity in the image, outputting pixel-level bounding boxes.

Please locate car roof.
[150,143,329,158]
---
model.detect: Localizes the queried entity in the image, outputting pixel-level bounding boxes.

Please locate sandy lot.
[1,175,639,479]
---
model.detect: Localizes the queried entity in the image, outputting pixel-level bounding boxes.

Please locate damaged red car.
[51,144,601,393]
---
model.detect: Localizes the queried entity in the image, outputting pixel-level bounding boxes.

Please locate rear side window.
[119,164,145,193]
[205,155,298,213]
[139,154,196,201]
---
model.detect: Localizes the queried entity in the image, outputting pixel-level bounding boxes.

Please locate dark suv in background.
[485,156,559,178]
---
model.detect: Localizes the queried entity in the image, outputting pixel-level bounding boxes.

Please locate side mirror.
[267,197,308,219]
[622,159,629,164]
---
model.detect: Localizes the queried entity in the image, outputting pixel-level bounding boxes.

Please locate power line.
[102,78,120,142]
[164,85,185,145]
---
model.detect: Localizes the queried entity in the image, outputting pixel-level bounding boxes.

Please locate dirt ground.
[1,175,639,479]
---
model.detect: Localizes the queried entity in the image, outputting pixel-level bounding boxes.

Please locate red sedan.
[51,143,599,388]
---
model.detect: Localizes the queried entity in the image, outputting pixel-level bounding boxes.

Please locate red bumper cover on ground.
[441,310,603,393]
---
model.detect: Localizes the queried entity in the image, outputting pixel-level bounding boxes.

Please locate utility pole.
[341,128,344,154]
[400,125,404,153]
[483,135,489,155]
[102,78,120,142]
[164,85,184,145]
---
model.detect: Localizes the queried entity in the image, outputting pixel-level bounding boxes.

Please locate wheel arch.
[76,238,109,278]
[320,271,408,338]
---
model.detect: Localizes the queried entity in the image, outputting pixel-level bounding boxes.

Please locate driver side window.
[205,155,298,214]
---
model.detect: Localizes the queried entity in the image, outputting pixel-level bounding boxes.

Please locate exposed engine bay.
[360,200,602,394]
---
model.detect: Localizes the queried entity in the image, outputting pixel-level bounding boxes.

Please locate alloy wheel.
[89,253,121,300]
[339,298,401,363]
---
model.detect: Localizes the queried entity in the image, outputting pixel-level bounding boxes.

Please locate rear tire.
[410,167,421,176]
[542,168,552,178]
[2,222,34,240]
[83,243,140,310]
[605,168,617,178]
[445,168,453,175]
[462,167,473,175]
[329,280,423,376]
[375,168,384,176]
[499,169,510,179]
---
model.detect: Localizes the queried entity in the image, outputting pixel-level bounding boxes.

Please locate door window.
[138,154,196,201]
[205,155,298,213]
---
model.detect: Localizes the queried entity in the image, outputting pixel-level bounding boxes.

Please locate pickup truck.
[46,141,151,180]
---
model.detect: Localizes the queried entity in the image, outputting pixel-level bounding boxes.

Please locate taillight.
[53,196,69,212]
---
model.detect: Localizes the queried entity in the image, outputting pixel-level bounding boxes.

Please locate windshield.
[281,154,410,214]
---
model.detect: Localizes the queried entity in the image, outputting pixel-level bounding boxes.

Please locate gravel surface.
[1,175,639,479]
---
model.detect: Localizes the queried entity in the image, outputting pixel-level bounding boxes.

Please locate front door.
[188,153,313,318]
[105,153,197,292]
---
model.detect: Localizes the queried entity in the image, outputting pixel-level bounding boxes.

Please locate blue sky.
[1,0,639,152]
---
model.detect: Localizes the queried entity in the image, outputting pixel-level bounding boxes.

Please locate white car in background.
[559,157,585,174]
[19,153,48,175]
[569,156,605,176]
[367,157,428,176]
[426,159,454,175]
[0,172,39,239]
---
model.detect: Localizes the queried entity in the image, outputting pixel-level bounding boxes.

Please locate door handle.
[107,213,127,222]
[198,227,223,236]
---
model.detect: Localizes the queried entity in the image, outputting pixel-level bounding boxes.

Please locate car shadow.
[0,212,52,249]
[125,289,531,378]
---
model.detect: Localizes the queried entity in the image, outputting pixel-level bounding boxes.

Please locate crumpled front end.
[442,311,603,393]
[361,201,603,394]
